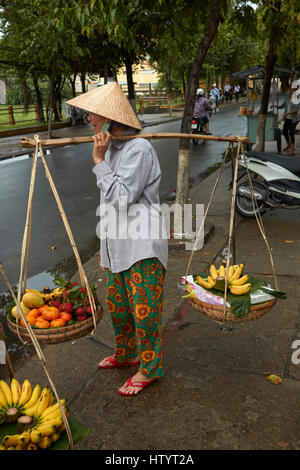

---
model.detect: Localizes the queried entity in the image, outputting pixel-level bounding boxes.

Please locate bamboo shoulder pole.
[21,133,250,149]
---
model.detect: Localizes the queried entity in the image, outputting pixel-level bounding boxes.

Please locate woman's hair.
[109,120,140,133]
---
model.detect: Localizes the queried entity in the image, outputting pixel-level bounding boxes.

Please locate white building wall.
[0,80,6,104]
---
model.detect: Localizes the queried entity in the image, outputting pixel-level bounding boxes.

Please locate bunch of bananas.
[196,263,251,295]
[24,288,65,304]
[0,378,68,450]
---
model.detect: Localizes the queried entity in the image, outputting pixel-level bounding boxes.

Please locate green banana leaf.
[0,414,90,450]
[192,274,285,318]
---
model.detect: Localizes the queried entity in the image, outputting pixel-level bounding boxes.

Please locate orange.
[38,305,51,315]
[28,308,41,318]
[35,318,51,329]
[20,314,36,327]
[59,312,72,323]
[40,306,60,321]
[26,314,37,326]
[50,318,66,328]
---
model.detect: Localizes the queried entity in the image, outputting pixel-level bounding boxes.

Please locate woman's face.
[88,112,107,134]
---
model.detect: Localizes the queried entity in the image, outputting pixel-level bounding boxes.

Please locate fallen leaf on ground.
[50,245,56,250]
[284,240,294,243]
[267,374,283,384]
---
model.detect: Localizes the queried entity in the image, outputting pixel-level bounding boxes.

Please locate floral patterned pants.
[106,257,165,378]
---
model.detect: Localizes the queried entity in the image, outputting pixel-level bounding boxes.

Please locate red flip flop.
[118,376,158,396]
[98,355,140,369]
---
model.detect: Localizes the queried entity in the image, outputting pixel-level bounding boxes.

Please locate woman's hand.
[99,253,106,271]
[92,131,111,165]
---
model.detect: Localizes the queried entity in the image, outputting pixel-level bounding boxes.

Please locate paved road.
[0,102,246,294]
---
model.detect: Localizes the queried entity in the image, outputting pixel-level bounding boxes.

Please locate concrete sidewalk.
[2,151,300,451]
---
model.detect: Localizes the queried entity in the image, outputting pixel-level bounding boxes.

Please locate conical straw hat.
[66,82,142,130]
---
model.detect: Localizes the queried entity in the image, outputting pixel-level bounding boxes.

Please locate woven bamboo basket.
[6,307,103,345]
[189,297,277,324]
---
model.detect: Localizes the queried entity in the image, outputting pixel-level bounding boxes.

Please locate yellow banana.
[27,443,38,450]
[230,274,249,286]
[48,391,55,406]
[18,379,32,407]
[196,275,216,290]
[55,423,65,434]
[41,409,63,424]
[10,378,22,406]
[35,422,57,436]
[3,434,20,448]
[34,388,51,418]
[219,265,226,278]
[0,386,8,412]
[30,429,43,444]
[51,432,61,443]
[23,402,39,417]
[209,265,218,280]
[22,384,41,411]
[0,380,12,407]
[228,265,235,280]
[38,435,53,449]
[229,283,251,296]
[40,399,66,419]
[230,265,243,281]
[17,431,31,446]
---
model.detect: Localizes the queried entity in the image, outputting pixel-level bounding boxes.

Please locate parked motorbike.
[191,117,206,146]
[229,150,300,218]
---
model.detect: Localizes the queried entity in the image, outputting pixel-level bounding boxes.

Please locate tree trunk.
[124,54,136,112]
[104,64,108,84]
[69,73,77,97]
[255,0,280,152]
[20,76,31,113]
[32,77,45,122]
[175,0,222,213]
[80,72,86,93]
[255,41,277,151]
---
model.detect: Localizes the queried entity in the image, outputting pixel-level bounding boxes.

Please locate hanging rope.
[184,141,234,279]
[240,146,278,289]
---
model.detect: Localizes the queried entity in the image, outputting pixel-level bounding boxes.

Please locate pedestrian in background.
[210,83,220,111]
[224,83,231,103]
[234,84,240,103]
[67,82,168,397]
[271,83,300,156]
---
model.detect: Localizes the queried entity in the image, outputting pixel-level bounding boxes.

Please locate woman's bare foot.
[98,355,139,368]
[118,371,158,396]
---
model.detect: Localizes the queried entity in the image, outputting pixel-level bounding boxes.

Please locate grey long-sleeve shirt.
[92,136,168,273]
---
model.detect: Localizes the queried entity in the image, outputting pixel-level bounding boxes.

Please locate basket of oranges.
[6,277,102,344]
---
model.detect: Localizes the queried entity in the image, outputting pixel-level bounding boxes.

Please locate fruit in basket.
[209,265,218,280]
[39,306,60,321]
[196,263,251,296]
[196,275,216,289]
[229,283,251,296]
[22,292,45,309]
[50,318,66,327]
[230,274,249,286]
[34,318,50,329]
[0,379,69,450]
[11,302,32,319]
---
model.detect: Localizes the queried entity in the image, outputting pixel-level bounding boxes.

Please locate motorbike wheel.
[235,180,267,218]
[192,128,199,146]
